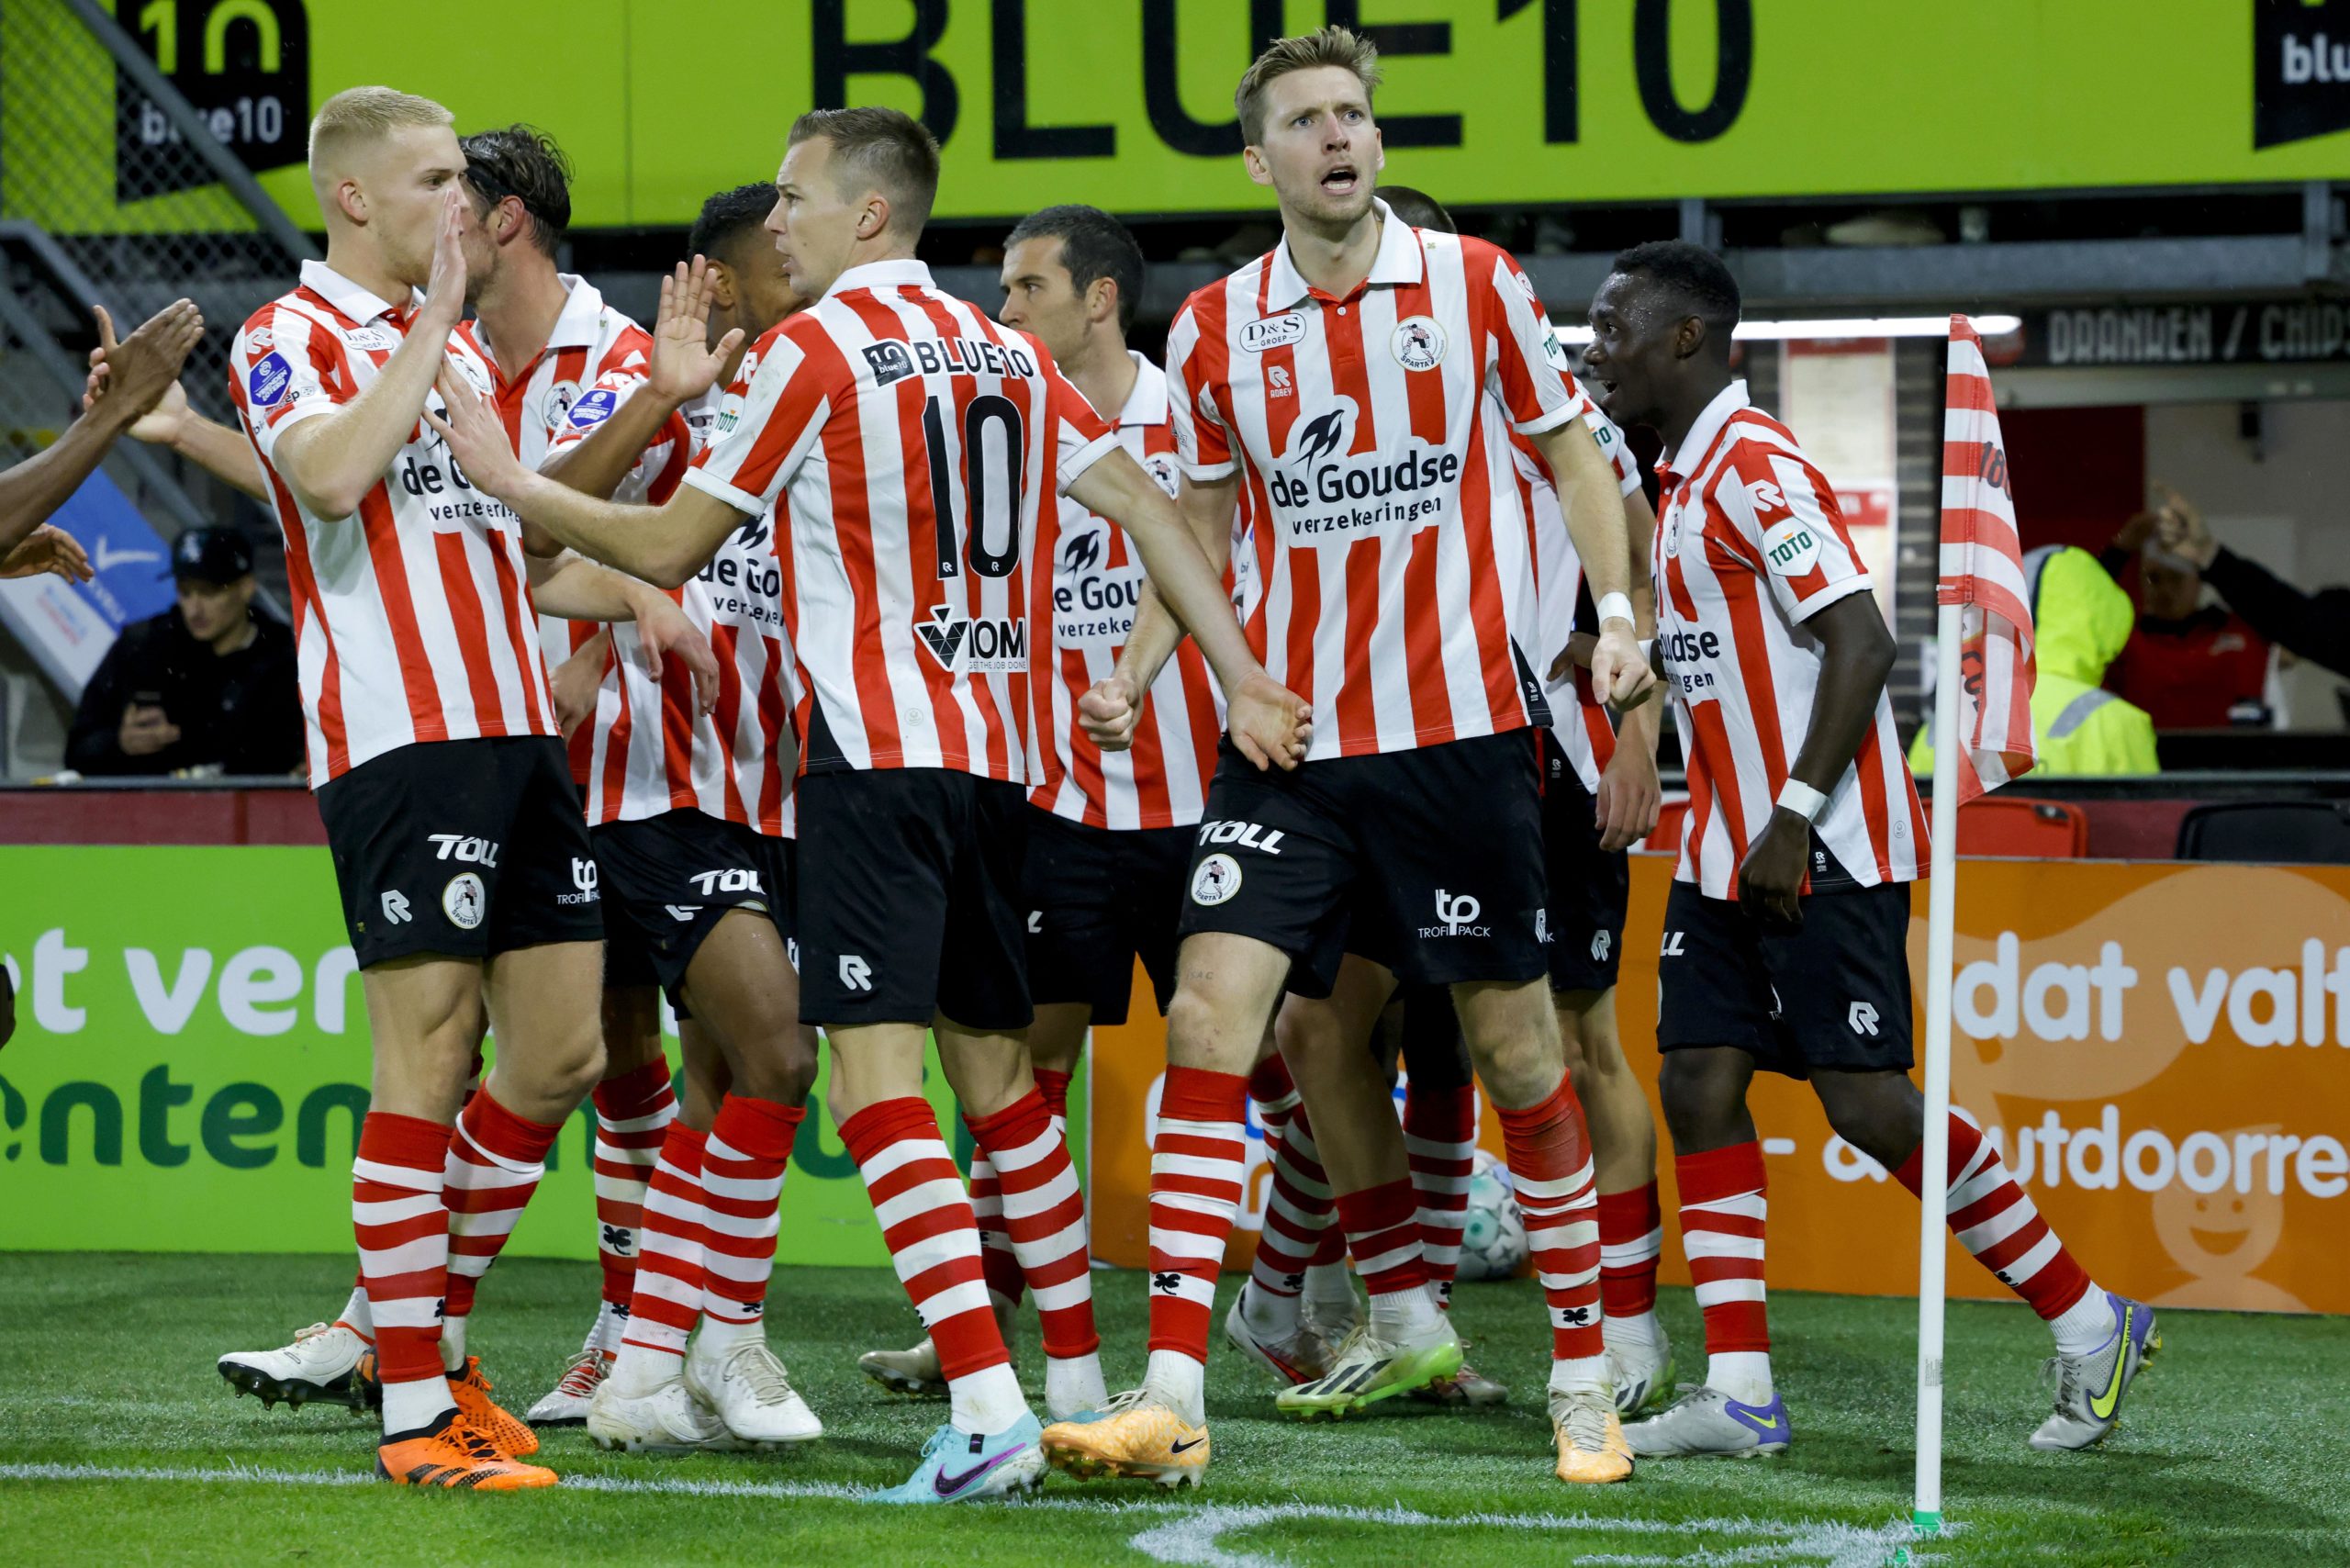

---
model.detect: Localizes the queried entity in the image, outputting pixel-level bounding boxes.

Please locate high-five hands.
[648,256,748,406]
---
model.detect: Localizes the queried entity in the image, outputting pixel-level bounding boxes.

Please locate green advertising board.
[5,2,2346,235]
[0,846,1079,1265]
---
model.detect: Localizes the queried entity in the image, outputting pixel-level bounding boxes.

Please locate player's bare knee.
[1165,982,1266,1074]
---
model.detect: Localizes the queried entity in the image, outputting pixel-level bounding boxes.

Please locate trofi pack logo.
[2255,0,2350,149]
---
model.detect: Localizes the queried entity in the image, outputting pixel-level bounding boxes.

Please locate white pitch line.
[0,1462,1951,1568]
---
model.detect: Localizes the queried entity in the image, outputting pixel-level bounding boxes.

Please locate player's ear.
[858,193,890,242]
[334,176,367,228]
[1243,144,1274,190]
[1089,276,1117,328]
[707,263,738,309]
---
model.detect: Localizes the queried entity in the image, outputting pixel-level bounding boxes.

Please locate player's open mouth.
[1320,164,1360,194]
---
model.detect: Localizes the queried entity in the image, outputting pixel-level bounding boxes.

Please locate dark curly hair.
[689,182,776,268]
[461,124,573,258]
[1610,239,1740,339]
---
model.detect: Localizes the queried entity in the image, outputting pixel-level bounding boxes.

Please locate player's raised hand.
[1225,671,1313,773]
[649,256,745,406]
[0,523,94,584]
[632,591,722,717]
[91,300,204,426]
[1589,622,1657,712]
[422,361,523,498]
[420,187,469,330]
[1078,672,1141,751]
[86,313,196,448]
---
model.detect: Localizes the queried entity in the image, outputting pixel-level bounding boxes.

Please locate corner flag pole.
[1913,599,1964,1538]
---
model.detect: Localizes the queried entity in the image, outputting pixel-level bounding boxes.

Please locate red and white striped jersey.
[561,377,804,835]
[1027,353,1223,829]
[1652,380,1927,899]
[683,260,1117,782]
[460,274,698,790]
[1165,204,1583,761]
[1516,403,1645,793]
[229,259,554,788]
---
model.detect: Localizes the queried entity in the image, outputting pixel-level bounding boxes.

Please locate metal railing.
[0,0,317,426]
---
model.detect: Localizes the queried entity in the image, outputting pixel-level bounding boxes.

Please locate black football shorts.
[1024,807,1191,1025]
[794,767,1032,1031]
[1179,731,1550,999]
[317,736,601,969]
[1655,879,1915,1077]
[593,808,796,1010]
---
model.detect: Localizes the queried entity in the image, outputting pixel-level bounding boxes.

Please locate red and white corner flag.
[1938,316,2037,803]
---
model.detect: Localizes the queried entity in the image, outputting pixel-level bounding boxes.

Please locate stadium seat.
[1953,797,2088,858]
[2175,801,2350,864]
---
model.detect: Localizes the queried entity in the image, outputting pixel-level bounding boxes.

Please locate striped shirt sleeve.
[1163,301,1236,483]
[1482,245,1581,437]
[228,309,348,461]
[682,322,829,517]
[1716,439,1873,622]
[1043,348,1119,492]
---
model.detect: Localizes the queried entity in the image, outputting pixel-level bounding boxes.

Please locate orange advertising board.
[1088,857,2350,1316]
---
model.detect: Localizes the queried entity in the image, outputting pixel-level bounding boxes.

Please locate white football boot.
[526,1305,620,1427]
[586,1375,744,1453]
[687,1338,823,1446]
[218,1321,369,1411]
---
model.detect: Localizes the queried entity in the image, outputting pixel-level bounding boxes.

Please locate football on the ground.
[1456,1148,1529,1282]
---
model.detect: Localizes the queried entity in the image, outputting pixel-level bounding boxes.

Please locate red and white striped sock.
[1337,1178,1443,1340]
[1403,1082,1477,1308]
[1145,1067,1249,1418]
[1033,1067,1074,1126]
[1597,1181,1664,1344]
[697,1094,802,1354]
[1676,1141,1772,1399]
[441,1091,563,1364]
[1896,1112,2098,1346]
[966,1140,1028,1317]
[611,1121,710,1394]
[966,1090,1097,1359]
[1248,1101,1336,1315]
[353,1111,455,1436]
[591,1059,677,1320]
[841,1097,1025,1434]
[1494,1075,1606,1384]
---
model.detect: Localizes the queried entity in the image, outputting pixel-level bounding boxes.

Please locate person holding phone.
[65,526,302,777]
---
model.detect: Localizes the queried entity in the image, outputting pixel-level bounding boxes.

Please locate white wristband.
[1776,779,1830,823]
[1595,591,1634,629]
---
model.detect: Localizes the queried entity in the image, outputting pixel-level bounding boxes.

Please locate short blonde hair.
[1235,26,1382,146]
[308,85,453,169]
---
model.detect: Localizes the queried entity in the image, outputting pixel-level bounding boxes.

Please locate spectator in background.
[1912,545,2157,777]
[2153,480,2350,682]
[2103,487,2271,728]
[66,527,301,778]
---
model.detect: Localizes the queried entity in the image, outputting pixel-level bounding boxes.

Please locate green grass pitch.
[2,1253,2344,1566]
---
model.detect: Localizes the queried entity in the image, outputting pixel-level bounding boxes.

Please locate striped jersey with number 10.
[682,258,1118,783]
[1164,202,1585,762]
[1027,352,1223,829]
[229,259,555,788]
[1652,379,1926,899]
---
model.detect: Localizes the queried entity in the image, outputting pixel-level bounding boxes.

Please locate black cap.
[167,527,254,586]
